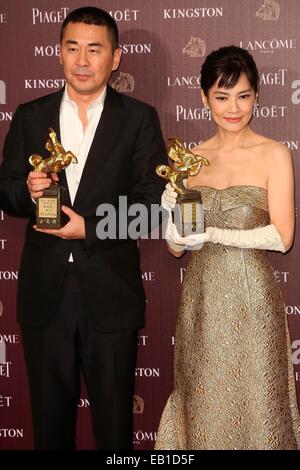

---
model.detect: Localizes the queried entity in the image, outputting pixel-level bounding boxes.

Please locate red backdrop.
[0,0,299,450]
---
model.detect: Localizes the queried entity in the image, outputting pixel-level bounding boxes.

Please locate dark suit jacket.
[0,86,167,331]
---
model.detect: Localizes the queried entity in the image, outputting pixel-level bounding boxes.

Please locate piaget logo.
[256,0,280,21]
[183,37,206,58]
[111,72,135,92]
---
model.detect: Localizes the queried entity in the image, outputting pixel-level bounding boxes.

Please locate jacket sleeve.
[0,105,35,217]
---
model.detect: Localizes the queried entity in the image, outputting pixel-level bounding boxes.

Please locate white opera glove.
[161,183,178,211]
[165,214,209,251]
[205,224,286,253]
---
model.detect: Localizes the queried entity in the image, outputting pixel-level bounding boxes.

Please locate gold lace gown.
[155,186,300,450]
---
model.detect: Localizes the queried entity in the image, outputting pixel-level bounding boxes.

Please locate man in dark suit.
[0,7,166,450]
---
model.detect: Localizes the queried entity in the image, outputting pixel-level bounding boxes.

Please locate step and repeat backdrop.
[0,0,299,450]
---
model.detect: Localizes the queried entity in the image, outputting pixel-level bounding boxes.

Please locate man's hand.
[34,206,86,239]
[27,171,59,199]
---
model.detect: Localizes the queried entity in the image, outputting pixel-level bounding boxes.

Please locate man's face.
[60,22,121,99]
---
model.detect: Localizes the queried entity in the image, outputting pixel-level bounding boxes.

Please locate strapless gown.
[155,186,300,450]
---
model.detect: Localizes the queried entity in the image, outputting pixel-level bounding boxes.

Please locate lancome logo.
[163,7,223,19]
[240,39,296,53]
[183,37,206,57]
[256,0,280,21]
[167,75,201,89]
[141,272,155,281]
[134,430,157,444]
[111,72,135,93]
[32,7,69,25]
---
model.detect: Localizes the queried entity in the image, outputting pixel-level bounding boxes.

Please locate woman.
[156,45,300,450]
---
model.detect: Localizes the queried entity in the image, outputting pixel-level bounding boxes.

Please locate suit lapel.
[73,86,125,209]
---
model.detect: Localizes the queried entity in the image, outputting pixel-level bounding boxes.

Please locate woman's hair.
[201,45,259,96]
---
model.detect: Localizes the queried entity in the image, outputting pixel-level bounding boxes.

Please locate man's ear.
[112,47,122,72]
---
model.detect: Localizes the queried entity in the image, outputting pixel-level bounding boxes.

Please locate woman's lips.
[224,117,242,123]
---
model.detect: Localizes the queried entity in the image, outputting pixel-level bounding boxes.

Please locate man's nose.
[76,48,89,66]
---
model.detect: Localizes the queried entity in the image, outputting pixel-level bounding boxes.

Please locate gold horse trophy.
[156,138,209,236]
[29,128,78,228]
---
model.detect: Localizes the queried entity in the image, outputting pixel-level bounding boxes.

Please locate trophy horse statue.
[29,128,77,174]
[156,138,209,193]
[28,128,78,229]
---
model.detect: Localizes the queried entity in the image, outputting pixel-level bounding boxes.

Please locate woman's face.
[202,73,257,132]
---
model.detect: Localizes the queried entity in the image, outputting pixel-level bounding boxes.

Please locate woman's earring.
[204,106,211,120]
[253,101,260,116]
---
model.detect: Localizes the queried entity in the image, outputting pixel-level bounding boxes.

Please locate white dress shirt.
[60,85,107,204]
[59,85,107,260]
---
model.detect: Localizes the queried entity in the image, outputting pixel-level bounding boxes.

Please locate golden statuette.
[29,128,78,229]
[156,138,209,235]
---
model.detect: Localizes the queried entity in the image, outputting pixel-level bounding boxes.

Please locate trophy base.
[36,184,67,229]
[175,191,204,237]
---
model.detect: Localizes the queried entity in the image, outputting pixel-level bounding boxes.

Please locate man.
[0,7,166,450]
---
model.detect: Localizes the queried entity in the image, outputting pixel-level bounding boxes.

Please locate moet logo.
[133,394,144,414]
[256,0,280,21]
[0,80,6,104]
[112,72,135,92]
[183,37,206,57]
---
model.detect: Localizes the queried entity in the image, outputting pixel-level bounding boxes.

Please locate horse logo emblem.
[183,37,206,58]
[112,72,135,93]
[256,0,280,20]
